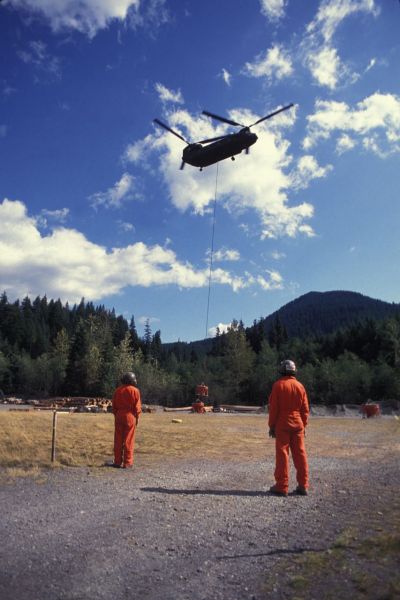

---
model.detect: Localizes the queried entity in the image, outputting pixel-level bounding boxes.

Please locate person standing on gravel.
[112,372,142,469]
[268,360,309,497]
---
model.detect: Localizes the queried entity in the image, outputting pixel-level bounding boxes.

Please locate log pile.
[29,397,112,412]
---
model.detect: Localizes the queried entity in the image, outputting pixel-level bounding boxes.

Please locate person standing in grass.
[268,360,309,497]
[112,372,142,469]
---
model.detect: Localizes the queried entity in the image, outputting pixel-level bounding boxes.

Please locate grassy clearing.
[0,412,399,478]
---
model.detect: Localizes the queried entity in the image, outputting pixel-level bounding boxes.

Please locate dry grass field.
[0,410,399,478]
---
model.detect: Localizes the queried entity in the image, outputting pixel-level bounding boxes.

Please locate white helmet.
[279,359,297,375]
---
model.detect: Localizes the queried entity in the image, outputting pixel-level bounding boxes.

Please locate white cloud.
[303,0,378,89]
[220,68,232,87]
[365,57,376,73]
[306,46,341,90]
[138,316,160,325]
[89,173,136,209]
[303,93,400,156]
[271,250,286,260]
[126,105,315,239]
[336,133,356,154]
[290,155,333,189]
[244,44,293,82]
[37,207,70,228]
[208,322,231,337]
[210,248,240,262]
[7,0,142,37]
[259,0,287,21]
[256,270,284,290]
[17,40,61,79]
[306,0,378,44]
[117,220,135,233]
[155,83,184,104]
[0,199,283,303]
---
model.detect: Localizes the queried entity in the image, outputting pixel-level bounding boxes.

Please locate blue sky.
[1,0,399,342]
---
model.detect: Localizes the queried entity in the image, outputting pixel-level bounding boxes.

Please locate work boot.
[295,486,308,496]
[269,485,288,497]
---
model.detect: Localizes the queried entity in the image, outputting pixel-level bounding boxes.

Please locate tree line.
[0,292,399,405]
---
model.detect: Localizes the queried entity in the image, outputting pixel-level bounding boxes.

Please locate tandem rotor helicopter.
[153,103,294,170]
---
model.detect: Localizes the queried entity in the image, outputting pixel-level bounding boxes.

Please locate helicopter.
[153,103,294,170]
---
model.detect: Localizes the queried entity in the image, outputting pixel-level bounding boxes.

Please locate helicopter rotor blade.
[202,110,244,128]
[198,134,229,144]
[250,103,294,127]
[153,118,188,143]
[180,161,185,170]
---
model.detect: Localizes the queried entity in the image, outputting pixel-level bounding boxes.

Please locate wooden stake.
[51,410,57,462]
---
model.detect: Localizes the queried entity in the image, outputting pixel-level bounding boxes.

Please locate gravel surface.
[1,443,399,599]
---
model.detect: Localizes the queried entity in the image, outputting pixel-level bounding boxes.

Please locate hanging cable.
[205,162,219,338]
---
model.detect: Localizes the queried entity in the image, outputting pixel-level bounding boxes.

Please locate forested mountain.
[0,290,399,405]
[260,291,399,339]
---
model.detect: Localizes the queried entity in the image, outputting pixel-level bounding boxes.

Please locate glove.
[269,428,275,438]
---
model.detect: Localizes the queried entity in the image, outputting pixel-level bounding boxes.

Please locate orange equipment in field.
[195,383,209,399]
[361,403,380,418]
[192,382,208,413]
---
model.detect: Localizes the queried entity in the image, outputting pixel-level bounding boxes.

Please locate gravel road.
[1,444,399,599]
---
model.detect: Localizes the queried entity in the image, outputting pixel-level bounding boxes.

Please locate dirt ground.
[0,415,399,600]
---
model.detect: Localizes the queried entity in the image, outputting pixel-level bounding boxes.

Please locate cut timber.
[164,406,193,412]
[220,405,264,413]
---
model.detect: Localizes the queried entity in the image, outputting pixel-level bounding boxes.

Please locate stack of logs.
[30,397,112,412]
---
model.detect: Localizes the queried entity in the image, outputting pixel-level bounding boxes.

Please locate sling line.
[205,162,219,338]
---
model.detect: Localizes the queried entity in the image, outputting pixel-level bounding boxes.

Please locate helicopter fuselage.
[182,129,258,168]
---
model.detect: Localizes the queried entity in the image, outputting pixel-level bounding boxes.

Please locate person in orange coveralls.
[112,372,142,469]
[268,360,309,497]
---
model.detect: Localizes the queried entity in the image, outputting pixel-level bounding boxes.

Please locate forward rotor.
[202,103,294,129]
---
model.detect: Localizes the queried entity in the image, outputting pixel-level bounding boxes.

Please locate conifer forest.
[0,292,399,406]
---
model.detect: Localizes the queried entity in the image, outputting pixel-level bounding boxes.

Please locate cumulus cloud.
[306,0,378,43]
[244,44,293,82]
[89,173,136,209]
[290,155,333,189]
[126,105,315,239]
[303,93,400,156]
[155,83,184,104]
[336,133,356,154]
[208,322,232,337]
[306,46,341,90]
[303,0,378,89]
[259,0,287,21]
[0,199,282,303]
[5,0,164,38]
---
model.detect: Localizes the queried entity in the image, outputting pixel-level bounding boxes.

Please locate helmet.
[279,360,297,375]
[121,372,137,386]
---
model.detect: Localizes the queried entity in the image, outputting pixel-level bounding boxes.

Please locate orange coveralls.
[268,375,309,494]
[112,384,142,468]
